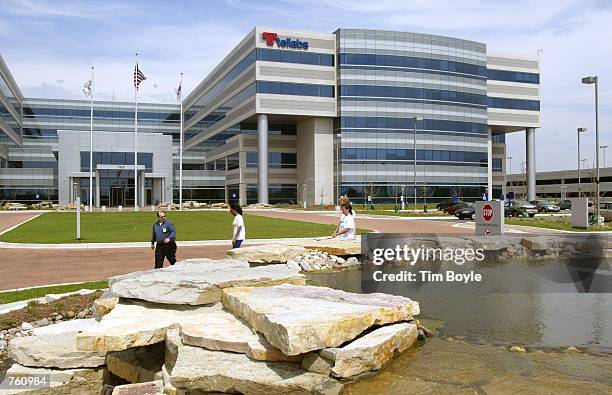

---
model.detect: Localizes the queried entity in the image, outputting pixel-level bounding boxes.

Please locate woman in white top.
[332,203,356,240]
[230,203,245,248]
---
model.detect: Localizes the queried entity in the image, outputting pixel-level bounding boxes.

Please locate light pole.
[600,145,608,168]
[582,76,599,220]
[577,127,588,197]
[412,116,423,211]
[506,156,513,175]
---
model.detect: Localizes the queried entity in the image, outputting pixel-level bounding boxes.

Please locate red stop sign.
[482,203,493,222]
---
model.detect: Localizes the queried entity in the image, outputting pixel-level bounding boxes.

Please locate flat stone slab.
[107,343,164,384]
[77,301,222,352]
[180,310,300,362]
[7,319,106,369]
[0,364,105,395]
[323,322,418,378]
[167,332,342,395]
[226,244,310,263]
[222,284,420,355]
[225,239,361,263]
[109,260,303,305]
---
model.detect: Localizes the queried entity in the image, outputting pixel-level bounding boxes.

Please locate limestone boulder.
[167,332,342,395]
[323,322,418,378]
[77,301,222,352]
[109,261,303,305]
[107,343,164,384]
[93,296,119,320]
[107,258,248,286]
[222,284,419,355]
[302,238,361,256]
[7,319,106,369]
[179,309,300,362]
[225,244,309,263]
[1,364,105,395]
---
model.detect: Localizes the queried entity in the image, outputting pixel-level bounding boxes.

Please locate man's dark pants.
[155,241,177,269]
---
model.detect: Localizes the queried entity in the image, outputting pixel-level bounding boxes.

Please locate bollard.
[76,198,81,240]
[118,205,123,212]
[102,206,106,212]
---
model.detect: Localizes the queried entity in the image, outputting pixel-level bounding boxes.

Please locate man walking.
[150,211,177,268]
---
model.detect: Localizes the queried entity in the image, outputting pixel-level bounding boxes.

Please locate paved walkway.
[0,209,546,291]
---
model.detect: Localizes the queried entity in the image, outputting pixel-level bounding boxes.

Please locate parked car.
[507,200,538,217]
[455,201,510,220]
[454,205,475,220]
[445,202,471,215]
[436,201,456,211]
[530,200,560,213]
[558,199,593,210]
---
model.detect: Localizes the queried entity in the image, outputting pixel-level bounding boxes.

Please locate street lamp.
[600,145,608,168]
[582,75,599,220]
[412,116,423,212]
[577,127,588,197]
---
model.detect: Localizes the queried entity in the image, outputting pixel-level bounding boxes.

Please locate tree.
[363,183,384,209]
[416,185,435,209]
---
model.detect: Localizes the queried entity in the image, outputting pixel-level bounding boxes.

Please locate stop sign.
[482,203,493,222]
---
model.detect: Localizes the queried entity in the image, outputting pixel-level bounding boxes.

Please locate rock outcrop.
[222,283,420,355]
[109,260,303,305]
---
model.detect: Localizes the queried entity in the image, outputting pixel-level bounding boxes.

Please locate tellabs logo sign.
[262,32,309,50]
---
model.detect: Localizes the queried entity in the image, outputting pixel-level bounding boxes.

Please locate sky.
[0,0,611,173]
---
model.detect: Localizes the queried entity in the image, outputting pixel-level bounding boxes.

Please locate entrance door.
[111,187,124,206]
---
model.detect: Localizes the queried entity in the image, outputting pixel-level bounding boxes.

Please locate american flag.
[133,62,147,90]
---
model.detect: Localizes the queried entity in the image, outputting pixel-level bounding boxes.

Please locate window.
[256,81,334,98]
[487,69,539,84]
[257,48,334,67]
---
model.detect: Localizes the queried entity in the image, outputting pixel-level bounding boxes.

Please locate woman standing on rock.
[230,203,245,248]
[332,203,356,240]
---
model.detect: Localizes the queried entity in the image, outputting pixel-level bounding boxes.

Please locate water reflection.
[308,265,611,348]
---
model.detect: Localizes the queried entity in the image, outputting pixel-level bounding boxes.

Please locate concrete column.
[297,117,334,206]
[487,127,493,201]
[95,169,100,207]
[140,172,146,206]
[257,114,269,204]
[239,183,247,206]
[526,127,536,201]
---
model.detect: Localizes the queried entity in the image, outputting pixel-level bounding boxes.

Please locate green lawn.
[0,281,108,304]
[0,211,351,244]
[506,217,612,232]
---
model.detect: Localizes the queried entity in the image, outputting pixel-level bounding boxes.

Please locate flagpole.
[89,66,94,212]
[134,53,139,211]
[179,73,183,211]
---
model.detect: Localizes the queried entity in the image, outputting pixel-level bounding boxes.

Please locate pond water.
[308,263,612,350]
